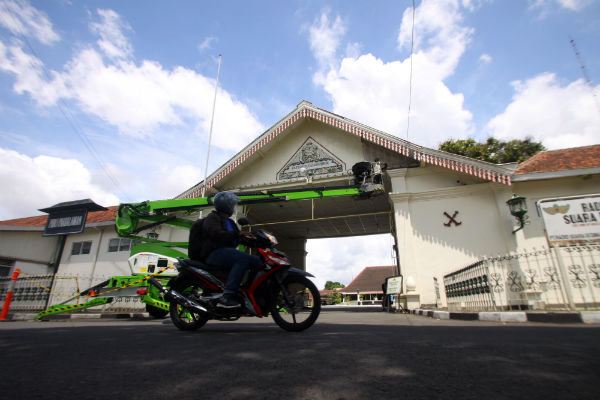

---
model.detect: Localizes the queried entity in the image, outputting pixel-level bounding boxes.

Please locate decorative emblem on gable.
[277,137,345,181]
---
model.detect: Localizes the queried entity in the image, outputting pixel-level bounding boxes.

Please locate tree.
[438,137,545,164]
[324,281,345,290]
[329,291,343,305]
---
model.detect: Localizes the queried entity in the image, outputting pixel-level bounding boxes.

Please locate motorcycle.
[148,227,321,332]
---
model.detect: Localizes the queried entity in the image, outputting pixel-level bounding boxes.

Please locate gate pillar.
[388,168,420,308]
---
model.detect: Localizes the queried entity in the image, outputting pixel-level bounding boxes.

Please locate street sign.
[385,276,403,294]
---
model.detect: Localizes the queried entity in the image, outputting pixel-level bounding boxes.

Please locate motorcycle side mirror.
[237,217,250,226]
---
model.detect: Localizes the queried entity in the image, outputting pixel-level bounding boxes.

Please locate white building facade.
[1,101,598,310]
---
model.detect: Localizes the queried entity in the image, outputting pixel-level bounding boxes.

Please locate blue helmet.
[213,192,240,216]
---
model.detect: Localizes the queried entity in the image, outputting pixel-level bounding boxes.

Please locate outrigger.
[35,161,385,319]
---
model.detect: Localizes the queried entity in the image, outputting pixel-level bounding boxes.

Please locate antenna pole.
[570,38,600,115]
[202,54,222,198]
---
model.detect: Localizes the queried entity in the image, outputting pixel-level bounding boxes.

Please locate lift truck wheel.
[145,304,169,319]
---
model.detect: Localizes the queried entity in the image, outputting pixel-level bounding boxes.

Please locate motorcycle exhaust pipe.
[148,277,208,314]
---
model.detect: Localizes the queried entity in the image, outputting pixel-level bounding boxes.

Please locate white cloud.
[90,8,133,60]
[485,73,600,149]
[557,0,593,10]
[308,10,346,85]
[308,2,475,147]
[306,234,396,290]
[309,0,599,152]
[0,8,264,152]
[0,39,67,106]
[479,53,492,65]
[398,0,473,78]
[0,147,120,220]
[528,0,592,15]
[0,0,59,45]
[198,36,217,52]
[155,164,203,199]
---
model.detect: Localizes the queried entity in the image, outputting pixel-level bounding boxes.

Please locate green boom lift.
[35,162,385,319]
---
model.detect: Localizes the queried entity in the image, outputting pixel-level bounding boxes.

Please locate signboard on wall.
[538,194,600,245]
[43,209,88,236]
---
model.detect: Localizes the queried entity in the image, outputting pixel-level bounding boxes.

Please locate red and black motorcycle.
[149,229,321,332]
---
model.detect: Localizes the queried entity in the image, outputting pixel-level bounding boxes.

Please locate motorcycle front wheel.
[271,275,321,332]
[169,277,209,331]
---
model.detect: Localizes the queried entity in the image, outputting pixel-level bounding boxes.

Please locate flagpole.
[201,54,222,198]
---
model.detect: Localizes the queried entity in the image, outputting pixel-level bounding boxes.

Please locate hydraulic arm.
[115,184,374,240]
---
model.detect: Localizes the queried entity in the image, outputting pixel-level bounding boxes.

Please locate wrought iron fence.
[0,273,146,314]
[443,245,600,311]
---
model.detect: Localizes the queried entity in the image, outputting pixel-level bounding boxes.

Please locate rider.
[189,191,261,309]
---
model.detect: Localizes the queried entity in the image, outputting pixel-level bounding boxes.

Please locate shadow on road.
[1,320,599,399]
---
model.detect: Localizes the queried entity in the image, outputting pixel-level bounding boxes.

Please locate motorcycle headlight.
[260,230,278,246]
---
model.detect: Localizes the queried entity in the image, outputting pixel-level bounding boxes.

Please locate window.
[108,238,140,252]
[0,259,14,277]
[71,241,92,255]
[108,238,120,252]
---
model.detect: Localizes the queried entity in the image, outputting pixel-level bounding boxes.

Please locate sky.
[1,0,599,289]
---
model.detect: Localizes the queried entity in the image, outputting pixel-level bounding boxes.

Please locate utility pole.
[201,54,222,198]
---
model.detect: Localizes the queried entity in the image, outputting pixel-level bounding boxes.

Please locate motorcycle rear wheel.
[271,275,321,332]
[169,277,209,331]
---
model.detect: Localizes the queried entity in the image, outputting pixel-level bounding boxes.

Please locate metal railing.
[443,245,600,311]
[0,273,146,314]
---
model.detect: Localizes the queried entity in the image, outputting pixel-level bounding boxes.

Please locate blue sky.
[1,0,599,287]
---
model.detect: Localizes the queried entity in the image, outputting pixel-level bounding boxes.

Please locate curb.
[412,309,600,324]
[321,305,383,312]
[5,312,150,321]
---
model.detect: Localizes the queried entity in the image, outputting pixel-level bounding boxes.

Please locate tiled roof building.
[340,266,397,295]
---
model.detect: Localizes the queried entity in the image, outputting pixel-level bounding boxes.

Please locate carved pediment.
[277,137,345,181]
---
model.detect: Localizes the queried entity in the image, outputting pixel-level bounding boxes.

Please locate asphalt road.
[1,312,599,400]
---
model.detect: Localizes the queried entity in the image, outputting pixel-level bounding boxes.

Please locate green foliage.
[324,281,345,290]
[439,137,545,164]
[329,291,342,305]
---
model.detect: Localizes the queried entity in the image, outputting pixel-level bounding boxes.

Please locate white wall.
[510,175,600,251]
[0,229,58,275]
[390,167,600,307]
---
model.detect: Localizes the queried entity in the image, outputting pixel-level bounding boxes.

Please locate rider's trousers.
[206,248,261,295]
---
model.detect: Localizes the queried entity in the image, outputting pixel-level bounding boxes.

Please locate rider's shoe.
[217,294,241,309]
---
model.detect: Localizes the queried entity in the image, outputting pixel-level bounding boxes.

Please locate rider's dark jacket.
[188,210,240,261]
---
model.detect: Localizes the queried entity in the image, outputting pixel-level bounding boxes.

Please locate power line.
[0,12,132,202]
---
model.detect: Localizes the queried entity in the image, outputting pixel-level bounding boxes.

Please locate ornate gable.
[178,101,515,199]
[277,137,345,181]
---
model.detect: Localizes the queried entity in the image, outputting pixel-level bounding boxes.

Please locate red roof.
[515,145,600,175]
[340,266,397,294]
[0,206,118,227]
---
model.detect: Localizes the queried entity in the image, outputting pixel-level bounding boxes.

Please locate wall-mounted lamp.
[506,194,528,234]
[146,229,160,240]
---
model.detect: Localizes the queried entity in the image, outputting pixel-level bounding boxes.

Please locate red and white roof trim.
[181,102,513,198]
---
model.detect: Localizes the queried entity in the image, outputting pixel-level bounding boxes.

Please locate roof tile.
[0,206,118,227]
[340,266,397,294]
[515,145,600,175]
